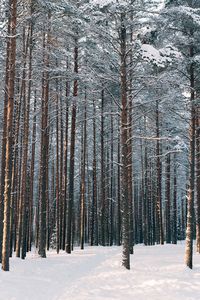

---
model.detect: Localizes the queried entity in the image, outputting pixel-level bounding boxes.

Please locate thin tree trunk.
[100,89,106,246]
[91,99,98,246]
[156,100,164,245]
[109,103,114,247]
[165,152,171,244]
[172,154,177,244]
[59,93,64,250]
[28,92,37,251]
[63,74,69,251]
[196,107,200,252]
[66,39,78,254]
[185,41,195,269]
[56,78,60,254]
[0,21,10,263]
[80,89,87,250]
[38,18,50,258]
[2,0,17,271]
[120,13,130,270]
[116,119,121,246]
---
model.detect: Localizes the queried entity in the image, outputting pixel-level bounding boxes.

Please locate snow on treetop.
[141,44,181,67]
[141,44,166,67]
[91,0,116,7]
[90,0,127,8]
[168,6,200,27]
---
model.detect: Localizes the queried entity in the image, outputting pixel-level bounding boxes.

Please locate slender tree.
[2,0,17,271]
[120,12,130,270]
[66,37,78,254]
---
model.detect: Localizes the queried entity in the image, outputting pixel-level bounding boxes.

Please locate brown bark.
[91,99,98,246]
[2,0,17,271]
[16,25,31,259]
[109,104,114,247]
[80,89,87,250]
[196,105,200,252]
[156,100,164,245]
[28,92,37,251]
[165,152,171,244]
[143,131,148,245]
[100,89,106,246]
[116,119,121,246]
[59,94,64,250]
[0,1,11,263]
[56,79,60,254]
[120,13,130,270]
[38,18,50,258]
[66,40,78,254]
[172,154,177,244]
[185,42,195,269]
[62,73,69,251]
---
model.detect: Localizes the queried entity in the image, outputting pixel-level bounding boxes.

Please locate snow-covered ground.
[0,242,200,300]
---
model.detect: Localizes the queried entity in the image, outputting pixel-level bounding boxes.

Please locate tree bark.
[80,89,87,250]
[2,0,17,271]
[172,154,177,244]
[38,18,50,258]
[120,13,130,270]
[100,89,106,246]
[66,40,78,254]
[156,100,164,245]
[91,99,98,246]
[165,152,171,244]
[185,41,195,269]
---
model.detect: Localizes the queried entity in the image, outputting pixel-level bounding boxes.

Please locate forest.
[0,1,200,295]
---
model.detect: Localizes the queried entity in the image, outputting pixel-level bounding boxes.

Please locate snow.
[141,44,166,67]
[91,0,116,7]
[0,243,200,300]
[141,44,181,67]
[168,6,200,27]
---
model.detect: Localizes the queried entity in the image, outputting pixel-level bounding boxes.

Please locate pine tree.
[2,0,17,271]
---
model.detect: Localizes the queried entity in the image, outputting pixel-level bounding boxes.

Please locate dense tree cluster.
[0,0,199,271]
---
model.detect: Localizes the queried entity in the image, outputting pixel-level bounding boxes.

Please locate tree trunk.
[80,89,87,250]
[56,78,60,254]
[120,13,130,270]
[2,0,17,271]
[100,89,106,246]
[63,73,69,251]
[165,152,171,244]
[66,40,78,254]
[156,100,164,245]
[116,119,121,246]
[91,99,98,246]
[109,103,114,247]
[38,18,50,258]
[185,42,195,269]
[28,91,37,251]
[172,154,177,244]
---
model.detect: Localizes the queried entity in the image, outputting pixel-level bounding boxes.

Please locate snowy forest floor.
[0,242,200,300]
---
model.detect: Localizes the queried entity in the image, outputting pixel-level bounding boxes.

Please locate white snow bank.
[0,243,200,300]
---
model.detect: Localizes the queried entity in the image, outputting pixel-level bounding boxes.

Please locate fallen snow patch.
[0,243,200,300]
